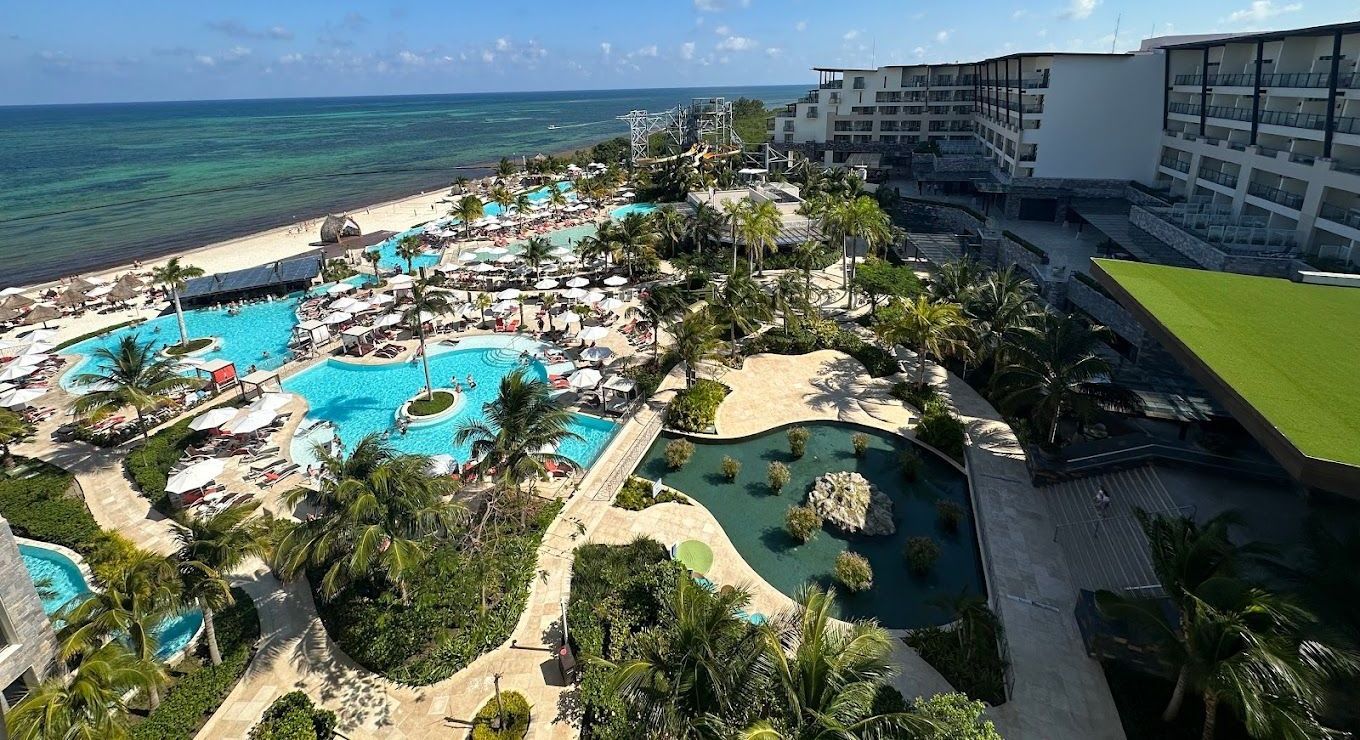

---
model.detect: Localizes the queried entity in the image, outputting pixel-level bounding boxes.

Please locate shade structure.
[470,263,498,273]
[321,311,353,325]
[533,278,559,290]
[557,254,580,264]
[577,326,609,343]
[330,297,361,312]
[483,246,508,256]
[221,409,277,435]
[373,312,403,328]
[21,342,54,356]
[462,304,484,320]
[327,282,356,296]
[248,392,293,413]
[188,407,239,431]
[550,247,572,257]
[597,298,625,313]
[67,278,95,292]
[416,310,437,323]
[0,388,44,409]
[602,275,629,287]
[0,287,23,297]
[387,274,415,287]
[116,273,144,289]
[347,300,373,314]
[23,305,61,326]
[673,539,714,574]
[564,277,590,288]
[0,307,18,323]
[457,251,479,262]
[0,364,34,382]
[427,454,458,476]
[495,254,518,264]
[579,346,615,363]
[562,288,588,300]
[164,459,226,494]
[559,310,581,324]
[107,283,139,303]
[584,291,606,304]
[568,368,602,389]
[495,288,522,300]
[86,284,114,298]
[12,354,48,367]
[484,223,502,232]
[369,292,395,306]
[24,329,56,343]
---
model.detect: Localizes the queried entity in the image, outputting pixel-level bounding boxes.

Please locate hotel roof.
[1158,20,1360,49]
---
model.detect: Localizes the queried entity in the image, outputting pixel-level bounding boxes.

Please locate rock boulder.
[806,471,895,537]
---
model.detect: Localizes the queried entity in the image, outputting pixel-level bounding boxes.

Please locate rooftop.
[1093,259,1360,495]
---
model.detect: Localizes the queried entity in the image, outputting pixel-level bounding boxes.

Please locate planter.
[396,388,465,427]
[160,336,220,358]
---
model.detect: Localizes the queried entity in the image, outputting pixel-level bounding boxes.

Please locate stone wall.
[998,234,1049,273]
[1124,184,1171,209]
[0,519,59,699]
[1066,277,1146,344]
[1129,206,1306,278]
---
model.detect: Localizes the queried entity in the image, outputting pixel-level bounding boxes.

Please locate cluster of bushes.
[133,588,261,740]
[898,448,924,482]
[905,602,1009,706]
[249,691,336,740]
[666,379,728,432]
[890,380,942,410]
[69,415,164,448]
[936,500,965,532]
[53,319,139,351]
[0,458,102,553]
[720,455,742,481]
[767,461,790,493]
[614,476,687,511]
[787,426,810,458]
[914,398,967,465]
[743,324,898,378]
[834,552,873,592]
[663,438,694,469]
[124,416,208,513]
[785,505,822,544]
[313,500,562,685]
[904,536,941,575]
[470,691,531,740]
[621,350,678,400]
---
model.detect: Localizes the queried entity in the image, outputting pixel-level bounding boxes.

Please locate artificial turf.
[1094,259,1360,468]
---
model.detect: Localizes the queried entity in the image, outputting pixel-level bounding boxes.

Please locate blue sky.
[2,0,1354,104]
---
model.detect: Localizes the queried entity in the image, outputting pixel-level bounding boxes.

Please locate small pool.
[284,335,618,469]
[19,544,204,661]
[633,421,984,629]
[611,203,658,218]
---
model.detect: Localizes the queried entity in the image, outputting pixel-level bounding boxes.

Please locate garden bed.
[665,379,729,433]
[163,337,217,357]
[0,457,102,554]
[903,602,1008,706]
[124,417,209,515]
[407,391,455,417]
[613,476,688,511]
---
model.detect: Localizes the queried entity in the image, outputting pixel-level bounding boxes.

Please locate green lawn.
[1094,259,1360,468]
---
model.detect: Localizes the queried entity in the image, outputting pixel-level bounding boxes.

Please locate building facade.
[0,517,58,715]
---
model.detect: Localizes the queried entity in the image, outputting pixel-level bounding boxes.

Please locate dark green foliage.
[851,432,870,458]
[124,416,208,514]
[133,588,260,740]
[164,338,214,356]
[614,477,687,511]
[898,448,923,482]
[0,459,102,553]
[890,381,941,410]
[248,691,336,740]
[719,455,741,481]
[910,692,1004,739]
[621,350,678,400]
[936,500,965,532]
[835,551,873,591]
[663,438,694,470]
[785,505,822,544]
[53,320,139,351]
[767,461,790,493]
[320,259,357,283]
[914,399,966,465]
[787,426,810,458]
[470,691,531,740]
[853,258,921,309]
[407,391,455,417]
[666,379,728,432]
[904,536,941,575]
[743,326,898,378]
[904,602,1008,706]
[588,137,630,165]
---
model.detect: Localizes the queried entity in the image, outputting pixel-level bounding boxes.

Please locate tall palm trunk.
[1163,665,1189,721]
[201,599,222,666]
[1201,692,1219,740]
[417,321,433,401]
[136,407,149,441]
[171,287,189,346]
[730,225,739,274]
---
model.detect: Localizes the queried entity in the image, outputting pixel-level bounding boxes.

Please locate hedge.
[614,476,687,511]
[124,417,208,514]
[133,587,261,740]
[53,319,139,352]
[0,459,102,554]
[914,399,966,465]
[744,327,898,378]
[666,379,728,432]
[1001,230,1047,261]
[248,691,337,740]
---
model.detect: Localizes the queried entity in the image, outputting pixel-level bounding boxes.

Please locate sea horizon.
[0,84,802,287]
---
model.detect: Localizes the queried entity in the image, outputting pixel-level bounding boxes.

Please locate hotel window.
[852,76,866,89]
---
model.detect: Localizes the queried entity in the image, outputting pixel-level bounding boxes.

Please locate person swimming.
[466,373,477,389]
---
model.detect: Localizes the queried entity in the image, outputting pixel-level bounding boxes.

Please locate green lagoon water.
[0,86,799,287]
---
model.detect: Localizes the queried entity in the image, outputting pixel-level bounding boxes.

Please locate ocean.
[0,85,801,287]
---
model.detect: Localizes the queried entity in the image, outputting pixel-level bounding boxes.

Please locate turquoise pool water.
[284,335,618,469]
[19,544,204,661]
[611,203,658,218]
[61,295,302,392]
[633,422,984,629]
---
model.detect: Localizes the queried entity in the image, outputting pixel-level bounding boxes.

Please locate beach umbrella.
[54,288,87,308]
[188,407,238,431]
[321,311,353,325]
[0,339,17,352]
[0,383,13,396]
[533,278,559,290]
[483,246,508,256]
[427,454,458,476]
[568,368,602,390]
[495,288,522,301]
[86,284,115,299]
[0,307,18,323]
[24,329,56,343]
[0,388,44,409]
[491,300,517,313]
[0,288,23,297]
[2,294,34,309]
[330,297,360,312]
[373,313,403,328]
[550,247,572,257]
[0,364,33,382]
[484,223,502,232]
[22,305,60,327]
[165,459,226,494]
[67,278,95,292]
[565,277,590,288]
[248,393,293,413]
[21,341,54,356]
[558,254,580,264]
[327,283,355,296]
[597,298,625,313]
[348,300,373,314]
[584,291,606,305]
[470,263,498,273]
[562,287,588,300]
[107,283,139,303]
[13,354,50,367]
[416,310,437,324]
[559,310,581,324]
[369,293,395,306]
[221,409,277,436]
[580,346,615,363]
[457,251,480,262]
[496,254,518,264]
[387,274,415,287]
[577,326,609,343]
[603,275,629,287]
[116,273,144,289]
[461,305,484,320]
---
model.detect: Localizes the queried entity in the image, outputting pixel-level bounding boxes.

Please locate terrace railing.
[589,396,670,501]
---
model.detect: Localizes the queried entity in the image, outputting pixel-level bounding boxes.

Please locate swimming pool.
[611,203,658,218]
[283,335,618,469]
[61,296,302,393]
[19,543,204,661]
[632,422,984,629]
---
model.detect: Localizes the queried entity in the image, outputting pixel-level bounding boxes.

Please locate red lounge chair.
[544,459,572,478]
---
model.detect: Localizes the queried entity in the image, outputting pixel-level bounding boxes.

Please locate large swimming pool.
[284,335,618,469]
[19,544,204,661]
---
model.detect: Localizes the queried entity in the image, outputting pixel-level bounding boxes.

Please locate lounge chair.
[260,464,299,488]
[544,459,573,478]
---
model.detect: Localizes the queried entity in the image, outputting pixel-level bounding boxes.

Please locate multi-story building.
[1155,22,1360,267]
[0,517,58,715]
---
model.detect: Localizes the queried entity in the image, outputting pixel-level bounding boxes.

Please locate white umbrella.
[533,278,560,290]
[557,253,581,264]
[470,263,498,273]
[347,300,373,313]
[550,247,572,257]
[369,293,395,306]
[427,454,458,476]
[0,364,34,382]
[188,407,238,431]
[374,313,403,328]
[457,251,480,262]
[0,388,44,409]
[568,368,603,389]
[492,300,517,313]
[330,297,360,312]
[165,459,226,494]
[21,342,54,355]
[327,283,355,296]
[0,288,23,297]
[603,275,629,287]
[495,288,522,300]
[584,291,606,304]
[248,393,293,413]
[86,284,115,298]
[577,326,609,343]
[597,298,625,313]
[0,382,13,395]
[496,254,518,264]
[417,310,437,323]
[484,223,503,232]
[12,354,48,367]
[221,409,277,436]
[484,246,508,256]
[580,346,615,363]
[565,277,590,288]
[560,311,582,324]
[387,274,414,287]
[562,287,588,300]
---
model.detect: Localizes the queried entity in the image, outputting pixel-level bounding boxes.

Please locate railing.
[805,108,818,118]
[797,93,817,104]
[1197,167,1238,188]
[1247,181,1304,209]
[819,80,843,89]
[1174,72,1333,88]
[1318,202,1360,230]
[1261,71,1332,88]
[1159,156,1191,173]
[1019,75,1050,89]
[591,399,669,501]
[902,77,928,88]
[782,121,794,132]
[1205,105,1253,123]
[1334,117,1360,135]
[1173,73,1203,85]
[1258,109,1328,130]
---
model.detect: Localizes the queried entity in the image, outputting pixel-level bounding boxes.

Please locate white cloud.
[680,41,696,60]
[600,42,612,56]
[1226,0,1302,23]
[495,37,510,51]
[634,44,658,58]
[795,20,807,32]
[716,35,757,51]
[765,47,782,57]
[481,50,495,63]
[194,55,215,67]
[1037,27,1049,37]
[1059,0,1099,19]
[397,50,424,66]
[693,0,722,10]
[913,46,927,59]
[715,25,730,36]
[843,29,860,40]
[935,29,952,43]
[1011,9,1028,19]
[278,52,302,64]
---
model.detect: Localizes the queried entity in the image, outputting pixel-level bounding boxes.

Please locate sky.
[2,0,1355,105]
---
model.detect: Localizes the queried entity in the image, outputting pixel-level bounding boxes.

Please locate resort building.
[0,517,58,714]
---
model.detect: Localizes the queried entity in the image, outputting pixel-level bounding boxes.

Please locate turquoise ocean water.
[0,86,800,287]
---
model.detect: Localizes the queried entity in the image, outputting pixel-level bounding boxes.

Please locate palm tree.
[452,176,470,194]
[513,192,533,220]
[711,268,773,361]
[741,587,934,740]
[629,283,687,358]
[274,434,464,603]
[991,313,1142,446]
[668,309,723,387]
[547,184,569,215]
[403,280,453,401]
[58,549,181,709]
[928,259,985,305]
[826,197,892,308]
[722,199,750,274]
[7,641,163,740]
[962,268,1039,373]
[688,202,724,257]
[771,273,808,336]
[455,194,485,238]
[150,257,204,348]
[0,408,31,466]
[395,234,423,275]
[794,199,824,244]
[521,236,554,278]
[613,212,659,277]
[490,184,515,220]
[741,200,783,274]
[602,578,767,737]
[653,206,687,259]
[791,240,824,294]
[364,248,383,282]
[71,335,200,440]
[496,157,517,179]
[453,369,582,507]
[174,501,270,666]
[874,295,967,387]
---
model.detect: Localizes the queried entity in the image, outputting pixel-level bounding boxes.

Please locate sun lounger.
[544,459,573,478]
[259,464,299,488]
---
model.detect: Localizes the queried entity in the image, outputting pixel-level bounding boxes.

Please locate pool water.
[19,544,204,661]
[611,203,658,219]
[284,335,618,469]
[61,295,302,393]
[633,421,984,629]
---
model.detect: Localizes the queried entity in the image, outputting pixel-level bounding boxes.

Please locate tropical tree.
[991,313,1142,445]
[521,236,554,277]
[403,279,453,401]
[741,587,935,740]
[150,257,205,348]
[688,202,724,257]
[962,267,1039,373]
[772,273,809,336]
[667,308,723,387]
[395,234,423,275]
[452,175,470,194]
[741,199,783,274]
[513,192,533,219]
[547,184,569,215]
[874,295,967,386]
[454,194,486,238]
[364,247,383,281]
[7,642,163,740]
[613,211,659,277]
[825,197,893,308]
[791,240,825,294]
[71,335,200,440]
[711,268,773,360]
[0,408,31,466]
[174,501,270,665]
[653,205,688,258]
[628,283,688,358]
[928,259,985,306]
[58,549,182,709]
[794,199,825,244]
[496,157,517,179]
[274,434,464,603]
[722,199,751,274]
[490,184,515,220]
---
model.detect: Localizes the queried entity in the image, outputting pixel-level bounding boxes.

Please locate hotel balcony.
[1197,167,1238,189]
[1319,202,1360,231]
[1247,181,1305,210]
[1173,71,1358,90]
[1160,155,1191,174]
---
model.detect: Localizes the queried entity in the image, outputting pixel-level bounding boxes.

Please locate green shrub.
[851,432,870,458]
[470,691,531,740]
[53,319,138,351]
[936,500,965,532]
[666,379,728,432]
[899,448,923,482]
[621,351,678,400]
[164,337,214,356]
[904,536,941,575]
[614,476,687,511]
[741,327,897,377]
[407,391,455,417]
[890,381,940,410]
[914,399,966,465]
[910,692,1003,739]
[834,552,873,592]
[719,456,741,481]
[785,505,822,544]
[124,417,208,514]
[664,438,695,469]
[767,462,790,494]
[905,604,1008,706]
[787,426,810,458]
[0,460,102,553]
[249,691,336,740]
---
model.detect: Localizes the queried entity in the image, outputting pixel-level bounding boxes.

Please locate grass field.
[1094,259,1360,468]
